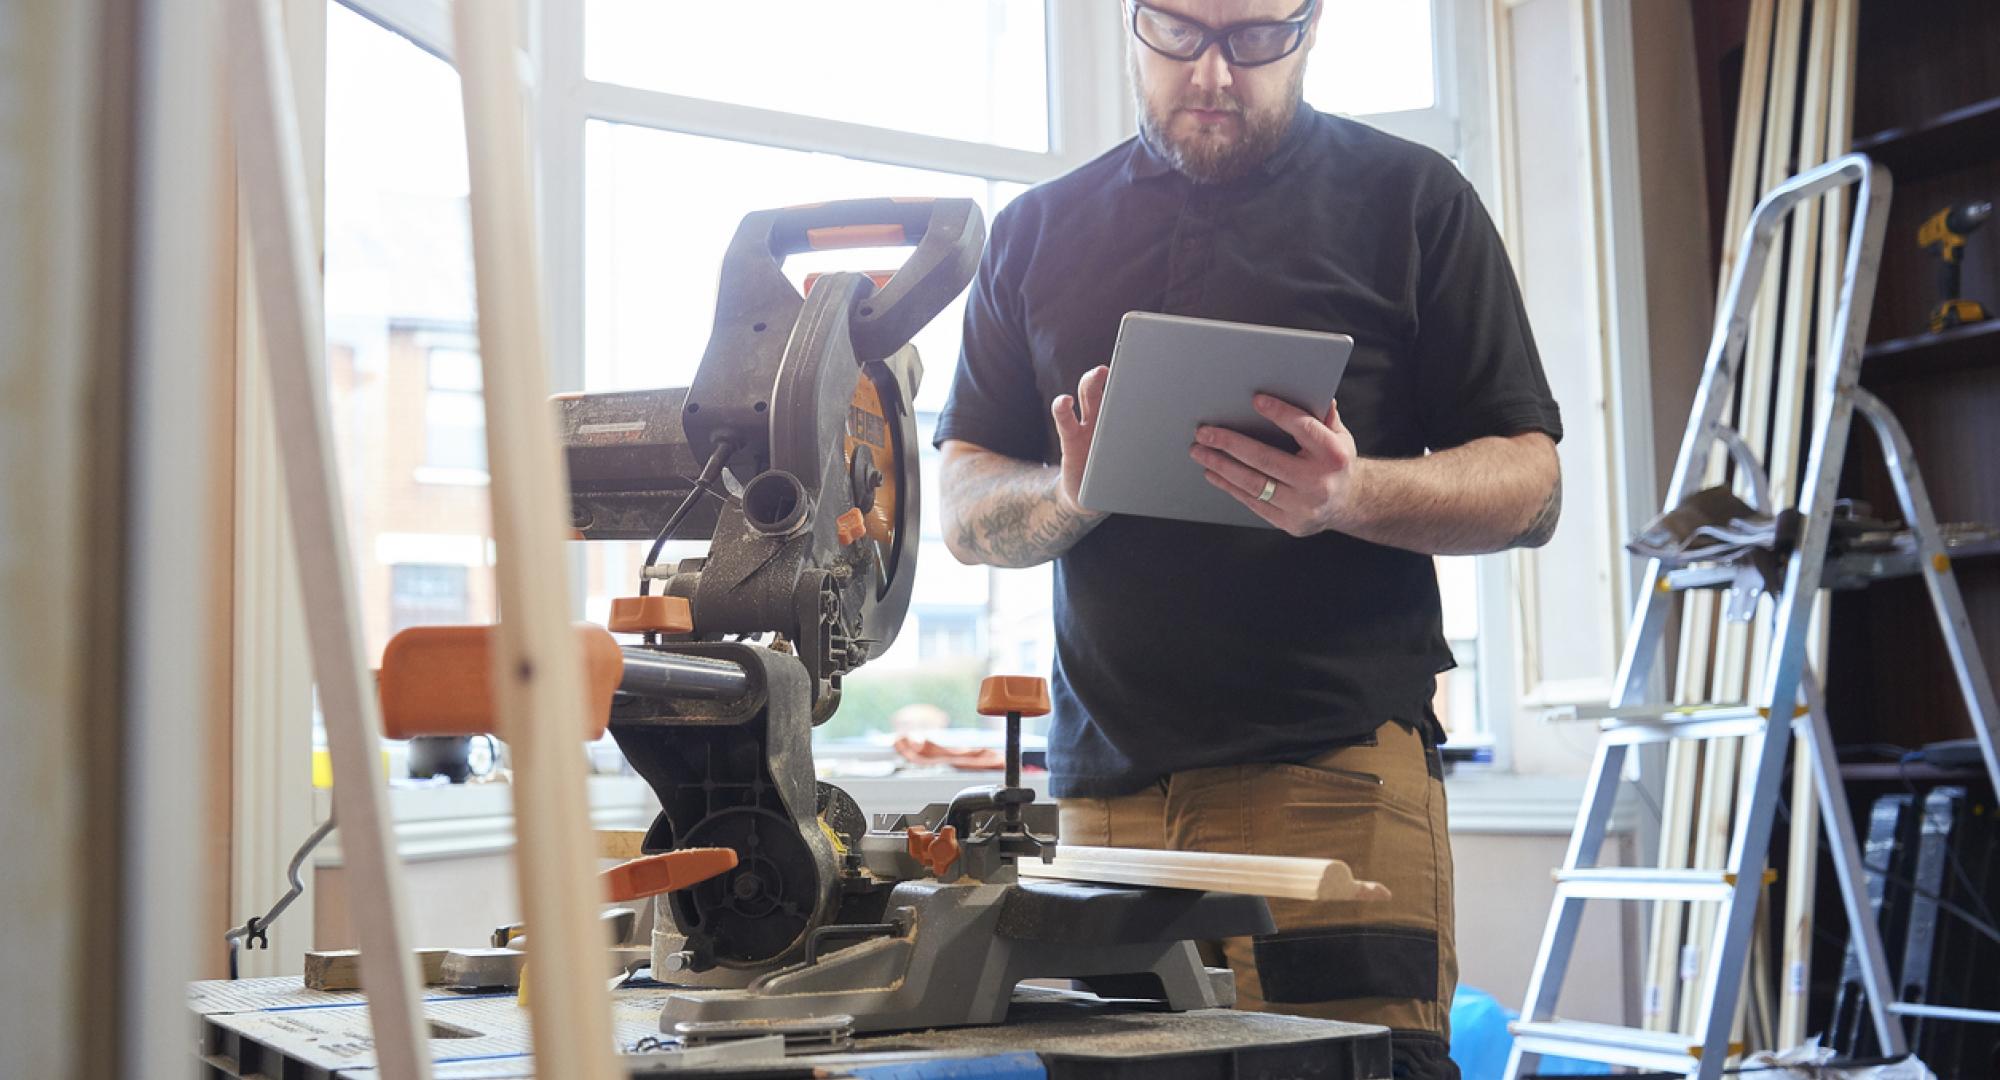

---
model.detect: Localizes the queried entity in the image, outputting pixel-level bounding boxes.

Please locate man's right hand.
[1051,365,1110,518]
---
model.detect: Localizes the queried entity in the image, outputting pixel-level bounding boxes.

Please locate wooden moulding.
[224,2,432,1075]
[1017,845,1391,903]
[451,3,619,1077]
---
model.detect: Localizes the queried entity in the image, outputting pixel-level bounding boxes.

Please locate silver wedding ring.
[1256,477,1277,503]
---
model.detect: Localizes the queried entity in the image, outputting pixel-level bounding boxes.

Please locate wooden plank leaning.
[450,3,621,1077]
[1647,0,1776,1036]
[222,2,433,1076]
[1776,0,1848,1048]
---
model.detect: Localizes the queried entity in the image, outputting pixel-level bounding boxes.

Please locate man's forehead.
[1140,0,1305,25]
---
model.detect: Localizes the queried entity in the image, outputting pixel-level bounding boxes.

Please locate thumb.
[1323,397,1347,435]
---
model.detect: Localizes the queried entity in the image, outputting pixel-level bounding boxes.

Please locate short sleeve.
[1411,186,1563,451]
[932,203,1050,463]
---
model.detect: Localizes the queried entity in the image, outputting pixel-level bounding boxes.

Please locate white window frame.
[334,0,1521,771]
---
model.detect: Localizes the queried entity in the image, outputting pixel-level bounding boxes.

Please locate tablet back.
[1078,312,1352,529]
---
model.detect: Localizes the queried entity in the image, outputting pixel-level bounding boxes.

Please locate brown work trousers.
[1058,719,1459,1080]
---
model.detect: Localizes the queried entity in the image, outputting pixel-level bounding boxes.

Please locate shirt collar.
[1123,101,1316,185]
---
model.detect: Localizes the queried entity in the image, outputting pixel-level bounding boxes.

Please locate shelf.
[1837,762,1993,786]
[1852,95,2000,183]
[1662,529,2000,594]
[1862,318,2000,380]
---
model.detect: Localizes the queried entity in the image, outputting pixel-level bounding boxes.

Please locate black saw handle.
[763,197,985,361]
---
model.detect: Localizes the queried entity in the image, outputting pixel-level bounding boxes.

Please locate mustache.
[1176,96,1242,114]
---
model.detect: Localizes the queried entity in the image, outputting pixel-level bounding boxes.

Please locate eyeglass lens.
[1133,6,1306,65]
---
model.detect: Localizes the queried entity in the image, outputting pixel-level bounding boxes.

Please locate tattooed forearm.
[941,446,1104,568]
[1509,470,1562,549]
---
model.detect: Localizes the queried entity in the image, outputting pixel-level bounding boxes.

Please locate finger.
[1052,393,1083,442]
[1254,393,1345,462]
[1204,470,1292,529]
[1194,424,1311,486]
[1323,397,1347,436]
[1190,444,1291,509]
[1078,365,1110,426]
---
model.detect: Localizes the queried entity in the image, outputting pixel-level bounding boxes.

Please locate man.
[934,1,1561,1076]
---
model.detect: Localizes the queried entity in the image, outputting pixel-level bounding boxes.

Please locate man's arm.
[1192,394,1560,556]
[939,442,1104,568]
[939,365,1112,569]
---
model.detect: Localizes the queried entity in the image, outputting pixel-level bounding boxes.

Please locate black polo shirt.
[935,104,1562,798]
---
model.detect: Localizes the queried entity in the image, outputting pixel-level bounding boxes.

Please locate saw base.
[660,878,1273,1034]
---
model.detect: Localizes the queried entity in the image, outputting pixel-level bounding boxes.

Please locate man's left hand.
[1192,395,1361,538]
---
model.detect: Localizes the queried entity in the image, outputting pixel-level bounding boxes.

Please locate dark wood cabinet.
[1688,0,2000,754]
[1687,0,2000,1061]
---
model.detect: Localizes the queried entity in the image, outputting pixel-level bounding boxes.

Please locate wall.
[1630,0,1715,508]
[1453,830,1640,1022]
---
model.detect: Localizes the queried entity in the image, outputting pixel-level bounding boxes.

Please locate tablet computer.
[1077,312,1353,529]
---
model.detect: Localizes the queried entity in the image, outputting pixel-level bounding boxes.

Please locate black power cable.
[636,438,735,597]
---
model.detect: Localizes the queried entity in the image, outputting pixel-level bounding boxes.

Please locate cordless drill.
[1918,200,1991,333]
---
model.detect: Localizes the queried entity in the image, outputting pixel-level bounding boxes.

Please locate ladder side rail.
[1691,155,1889,1075]
[1606,159,1798,710]
[1751,157,1887,740]
[1849,390,2000,792]
[1514,739,1630,1030]
[1799,673,1909,1054]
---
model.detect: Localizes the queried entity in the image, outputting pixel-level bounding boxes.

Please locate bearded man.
[933,2,1563,1076]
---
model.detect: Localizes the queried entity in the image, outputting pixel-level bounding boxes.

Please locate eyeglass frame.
[1126,0,1321,68]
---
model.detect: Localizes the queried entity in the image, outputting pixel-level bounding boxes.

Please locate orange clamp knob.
[600,847,739,903]
[977,675,1051,718]
[607,595,694,635]
[906,825,961,877]
[378,623,623,741]
[836,507,868,546]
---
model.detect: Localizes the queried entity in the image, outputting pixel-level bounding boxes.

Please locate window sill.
[310,767,1629,866]
[1443,769,1639,836]
[312,774,659,866]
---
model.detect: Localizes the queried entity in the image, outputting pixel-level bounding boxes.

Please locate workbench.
[191,976,1394,1078]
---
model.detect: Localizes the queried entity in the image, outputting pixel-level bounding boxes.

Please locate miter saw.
[559,196,1282,1035]
[384,197,1278,1037]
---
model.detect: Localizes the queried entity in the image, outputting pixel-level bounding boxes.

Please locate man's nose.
[1188,42,1234,94]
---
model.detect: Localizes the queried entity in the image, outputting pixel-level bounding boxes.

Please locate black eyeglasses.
[1128,0,1319,67]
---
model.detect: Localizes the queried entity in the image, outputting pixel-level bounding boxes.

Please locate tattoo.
[1509,471,1562,549]
[944,452,1103,568]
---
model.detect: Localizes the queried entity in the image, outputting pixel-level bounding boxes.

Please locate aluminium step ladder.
[1505,153,2000,1079]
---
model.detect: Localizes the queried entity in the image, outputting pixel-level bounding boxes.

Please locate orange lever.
[906,825,961,877]
[976,675,1051,718]
[835,507,868,546]
[600,848,739,904]
[607,595,694,636]
[378,623,623,740]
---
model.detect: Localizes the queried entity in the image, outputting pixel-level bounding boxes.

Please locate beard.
[1131,52,1304,185]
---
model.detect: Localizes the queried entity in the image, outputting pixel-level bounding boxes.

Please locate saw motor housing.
[560,197,985,974]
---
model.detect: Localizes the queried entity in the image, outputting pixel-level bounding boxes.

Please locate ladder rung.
[1599,709,1773,745]
[1555,868,1738,902]
[1508,1019,1741,1073]
[1886,1002,2000,1024]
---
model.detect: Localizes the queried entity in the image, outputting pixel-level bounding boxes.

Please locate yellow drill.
[1918,200,1991,333]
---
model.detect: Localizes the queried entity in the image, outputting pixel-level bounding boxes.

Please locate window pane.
[424,391,488,471]
[1434,555,1484,742]
[583,120,1047,742]
[389,564,471,634]
[325,2,494,666]
[1304,0,1436,116]
[585,0,1049,152]
[427,346,484,391]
